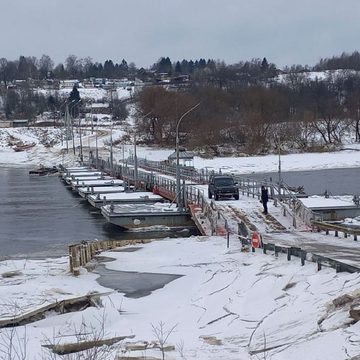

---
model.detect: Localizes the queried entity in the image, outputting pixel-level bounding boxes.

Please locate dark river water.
[0,167,197,259]
[1,166,359,259]
[247,167,360,196]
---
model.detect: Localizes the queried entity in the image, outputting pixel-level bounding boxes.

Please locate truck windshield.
[214,178,234,186]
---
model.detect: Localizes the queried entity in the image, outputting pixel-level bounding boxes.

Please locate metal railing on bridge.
[73,154,360,275]
[86,154,321,229]
[87,154,236,236]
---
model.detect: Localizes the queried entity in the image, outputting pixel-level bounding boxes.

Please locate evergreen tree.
[199,58,207,69]
[261,57,269,72]
[17,56,29,80]
[174,61,182,74]
[68,85,81,117]
[188,60,194,74]
[53,63,66,79]
[181,59,189,74]
[157,57,172,74]
[119,59,129,77]
[104,60,115,78]
[69,84,80,103]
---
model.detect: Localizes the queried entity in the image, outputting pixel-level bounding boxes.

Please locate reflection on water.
[0,167,199,259]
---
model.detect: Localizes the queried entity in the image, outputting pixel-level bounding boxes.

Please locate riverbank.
[2,127,360,359]
[1,127,360,175]
[1,235,360,360]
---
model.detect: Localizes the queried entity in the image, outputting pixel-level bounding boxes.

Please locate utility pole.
[134,132,138,189]
[79,117,83,162]
[95,122,98,169]
[134,110,153,189]
[176,102,200,210]
[65,104,70,153]
[278,140,282,199]
[110,125,114,175]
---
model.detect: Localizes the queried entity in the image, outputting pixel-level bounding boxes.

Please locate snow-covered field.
[35,86,136,102]
[1,126,360,359]
[1,126,360,174]
[1,236,360,359]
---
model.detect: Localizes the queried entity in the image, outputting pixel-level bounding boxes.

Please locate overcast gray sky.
[1,0,359,68]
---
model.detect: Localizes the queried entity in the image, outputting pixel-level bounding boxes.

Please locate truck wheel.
[234,194,239,200]
[215,193,219,201]
[208,190,212,199]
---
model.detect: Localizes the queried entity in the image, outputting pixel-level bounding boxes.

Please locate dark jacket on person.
[261,187,269,203]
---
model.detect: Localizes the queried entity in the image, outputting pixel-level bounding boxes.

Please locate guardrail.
[311,220,360,241]
[259,242,360,273]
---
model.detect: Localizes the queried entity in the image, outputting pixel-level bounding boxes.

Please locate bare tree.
[0,327,27,360]
[65,55,79,79]
[151,321,178,360]
[39,55,54,79]
[0,57,8,86]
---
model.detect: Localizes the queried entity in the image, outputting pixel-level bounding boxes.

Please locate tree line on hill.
[0,54,275,86]
[1,51,360,154]
[135,67,360,154]
[0,51,358,84]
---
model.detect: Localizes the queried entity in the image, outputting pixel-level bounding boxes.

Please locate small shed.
[12,119,29,127]
[88,103,111,114]
[168,148,194,167]
[0,120,12,128]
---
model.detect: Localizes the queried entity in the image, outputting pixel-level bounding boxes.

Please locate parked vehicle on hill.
[208,175,239,200]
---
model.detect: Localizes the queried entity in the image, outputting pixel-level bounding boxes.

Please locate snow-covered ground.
[35,86,136,102]
[1,126,360,174]
[300,195,356,209]
[1,126,360,359]
[276,69,360,83]
[1,236,360,359]
[193,146,360,174]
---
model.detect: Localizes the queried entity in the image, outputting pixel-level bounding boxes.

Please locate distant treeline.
[0,51,360,84]
[0,53,279,85]
[2,51,360,155]
[314,51,360,71]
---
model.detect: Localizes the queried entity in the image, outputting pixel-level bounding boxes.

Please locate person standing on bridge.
[261,185,269,215]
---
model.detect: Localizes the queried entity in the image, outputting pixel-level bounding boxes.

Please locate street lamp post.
[95,121,99,169]
[58,100,69,146]
[69,100,80,156]
[110,124,113,175]
[79,117,83,162]
[64,102,73,153]
[277,138,282,199]
[134,110,153,189]
[175,102,200,209]
[134,131,138,188]
[61,100,76,153]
